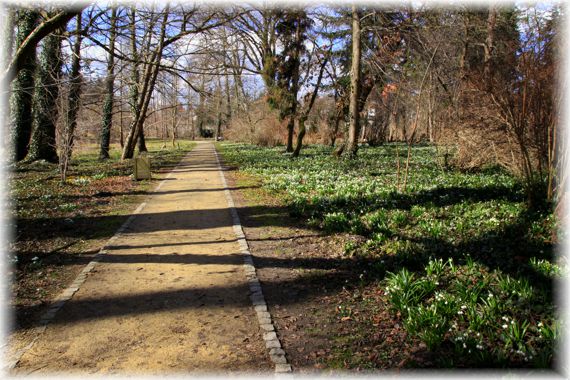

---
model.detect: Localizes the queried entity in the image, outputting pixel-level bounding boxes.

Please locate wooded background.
[1,3,563,207]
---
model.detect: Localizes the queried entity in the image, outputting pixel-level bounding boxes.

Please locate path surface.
[12,142,271,374]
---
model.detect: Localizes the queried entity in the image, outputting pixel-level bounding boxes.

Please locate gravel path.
[10,142,281,375]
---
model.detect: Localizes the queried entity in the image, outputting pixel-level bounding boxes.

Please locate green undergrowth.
[12,140,195,219]
[219,142,562,368]
[11,139,195,268]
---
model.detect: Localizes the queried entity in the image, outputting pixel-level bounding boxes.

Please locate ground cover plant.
[220,142,562,368]
[10,140,195,329]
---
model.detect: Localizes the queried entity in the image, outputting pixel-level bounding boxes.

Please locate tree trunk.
[484,6,497,90]
[286,117,295,152]
[60,12,83,181]
[2,7,15,63]
[197,75,206,137]
[121,10,169,160]
[293,51,328,157]
[344,5,361,158]
[285,14,302,153]
[171,73,179,147]
[27,28,63,163]
[215,76,223,140]
[99,7,117,160]
[137,127,147,152]
[119,79,124,148]
[224,71,231,129]
[9,10,38,161]
[330,116,340,147]
[127,7,140,151]
[292,117,306,157]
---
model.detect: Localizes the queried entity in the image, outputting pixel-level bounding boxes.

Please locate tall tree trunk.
[126,7,147,155]
[293,53,328,157]
[10,10,38,161]
[65,12,82,158]
[1,7,15,63]
[285,14,302,153]
[119,79,124,148]
[137,128,147,152]
[121,10,169,160]
[344,5,362,158]
[1,7,15,159]
[27,27,63,163]
[286,118,295,152]
[171,72,179,147]
[215,75,223,140]
[60,12,82,182]
[484,6,497,90]
[330,115,340,147]
[292,117,306,157]
[197,75,206,137]
[99,7,117,160]
[224,69,231,129]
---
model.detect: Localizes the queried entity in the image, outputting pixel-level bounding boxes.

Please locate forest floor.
[220,142,562,371]
[9,141,270,374]
[223,156,426,373]
[7,139,562,374]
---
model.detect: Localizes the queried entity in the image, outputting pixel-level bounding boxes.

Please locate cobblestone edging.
[5,159,181,370]
[213,145,293,374]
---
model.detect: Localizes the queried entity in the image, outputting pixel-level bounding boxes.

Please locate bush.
[225,100,287,147]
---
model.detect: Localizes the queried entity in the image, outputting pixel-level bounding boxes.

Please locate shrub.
[225,100,287,147]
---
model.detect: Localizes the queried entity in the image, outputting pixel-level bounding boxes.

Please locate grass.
[10,139,195,326]
[219,142,562,368]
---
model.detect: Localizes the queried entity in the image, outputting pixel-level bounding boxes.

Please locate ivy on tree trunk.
[99,7,117,160]
[9,10,38,162]
[27,27,63,163]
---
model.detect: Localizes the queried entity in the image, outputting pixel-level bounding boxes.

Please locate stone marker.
[134,153,151,180]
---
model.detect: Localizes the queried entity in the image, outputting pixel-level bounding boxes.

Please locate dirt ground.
[9,142,271,374]
[224,165,418,373]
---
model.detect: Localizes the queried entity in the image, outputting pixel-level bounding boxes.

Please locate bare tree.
[344,5,361,158]
[99,7,117,160]
[59,12,83,181]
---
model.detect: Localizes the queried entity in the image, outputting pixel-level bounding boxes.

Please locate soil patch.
[224,166,425,372]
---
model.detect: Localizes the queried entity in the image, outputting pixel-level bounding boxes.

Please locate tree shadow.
[16,205,297,242]
[12,180,555,368]
[295,184,524,217]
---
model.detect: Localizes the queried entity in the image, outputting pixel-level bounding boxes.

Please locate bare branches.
[3,8,82,84]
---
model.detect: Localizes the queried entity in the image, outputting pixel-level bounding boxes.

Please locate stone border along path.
[212,145,292,374]
[6,142,292,374]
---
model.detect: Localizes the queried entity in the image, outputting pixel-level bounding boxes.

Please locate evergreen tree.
[267,9,312,152]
